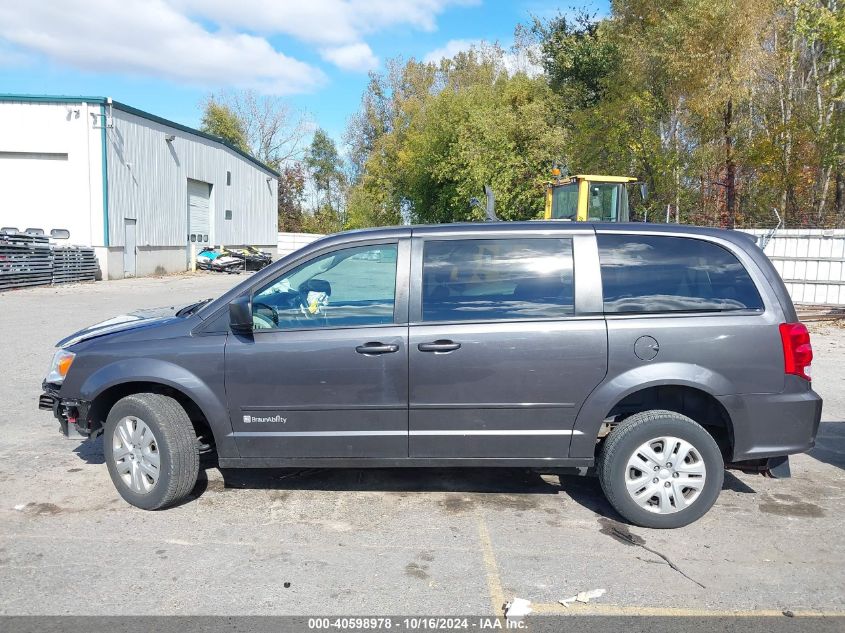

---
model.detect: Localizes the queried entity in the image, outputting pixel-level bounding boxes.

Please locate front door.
[408,233,608,458]
[225,238,410,458]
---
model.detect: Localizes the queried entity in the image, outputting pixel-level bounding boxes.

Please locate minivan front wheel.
[104,393,199,510]
[598,410,724,528]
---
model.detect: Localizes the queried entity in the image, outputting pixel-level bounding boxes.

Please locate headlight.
[46,349,76,384]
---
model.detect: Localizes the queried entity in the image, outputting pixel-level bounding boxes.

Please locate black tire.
[597,410,724,528]
[104,393,199,510]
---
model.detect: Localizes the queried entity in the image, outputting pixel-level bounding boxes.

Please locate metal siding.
[106,109,277,248]
[0,101,104,247]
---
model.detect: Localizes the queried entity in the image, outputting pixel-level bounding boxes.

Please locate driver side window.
[252,243,398,330]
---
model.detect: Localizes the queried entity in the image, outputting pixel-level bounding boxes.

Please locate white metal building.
[0,95,279,279]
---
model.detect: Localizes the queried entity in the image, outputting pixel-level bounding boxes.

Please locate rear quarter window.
[597,234,764,314]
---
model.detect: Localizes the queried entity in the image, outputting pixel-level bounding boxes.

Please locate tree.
[200,102,248,151]
[345,71,392,184]
[205,90,308,170]
[278,163,306,232]
[202,90,314,232]
[340,0,844,230]
[665,0,773,227]
[532,10,621,109]
[305,129,346,218]
[343,47,566,226]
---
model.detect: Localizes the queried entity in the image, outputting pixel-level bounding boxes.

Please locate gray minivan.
[40,222,822,528]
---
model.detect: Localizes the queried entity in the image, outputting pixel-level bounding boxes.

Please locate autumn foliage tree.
[200,91,309,231]
[344,46,567,225]
[342,0,843,229]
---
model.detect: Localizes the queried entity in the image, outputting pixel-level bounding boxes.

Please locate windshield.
[550,183,578,220]
[587,183,622,221]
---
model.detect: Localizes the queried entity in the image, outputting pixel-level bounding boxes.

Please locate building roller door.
[187,179,211,256]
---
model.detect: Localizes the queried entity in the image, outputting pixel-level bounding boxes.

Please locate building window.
[226,171,232,186]
[225,210,233,220]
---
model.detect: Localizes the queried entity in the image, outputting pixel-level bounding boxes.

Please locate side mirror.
[639,183,649,202]
[229,295,253,334]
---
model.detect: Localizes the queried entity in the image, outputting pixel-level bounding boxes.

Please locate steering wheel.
[252,312,275,330]
[252,301,280,326]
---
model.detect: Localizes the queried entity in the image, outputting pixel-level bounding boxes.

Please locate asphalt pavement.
[0,273,843,617]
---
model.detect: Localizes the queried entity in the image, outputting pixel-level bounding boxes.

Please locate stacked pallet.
[0,231,53,290]
[52,247,98,284]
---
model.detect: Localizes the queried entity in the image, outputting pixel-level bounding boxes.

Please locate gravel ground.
[0,273,843,616]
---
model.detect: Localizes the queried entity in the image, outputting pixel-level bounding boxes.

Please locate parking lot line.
[529,603,844,617]
[476,511,506,614]
[472,506,843,619]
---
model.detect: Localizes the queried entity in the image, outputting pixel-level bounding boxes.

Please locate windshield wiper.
[176,298,213,317]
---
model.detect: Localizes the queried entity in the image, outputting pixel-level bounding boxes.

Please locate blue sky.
[0,1,608,147]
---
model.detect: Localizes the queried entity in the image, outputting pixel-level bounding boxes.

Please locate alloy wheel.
[112,416,160,494]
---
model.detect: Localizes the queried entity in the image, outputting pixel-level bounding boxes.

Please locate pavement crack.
[624,535,706,589]
[599,518,706,589]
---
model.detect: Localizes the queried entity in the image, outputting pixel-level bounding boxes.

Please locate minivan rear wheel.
[597,410,724,528]
[104,393,199,510]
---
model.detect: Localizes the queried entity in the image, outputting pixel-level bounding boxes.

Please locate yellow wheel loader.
[544,172,646,222]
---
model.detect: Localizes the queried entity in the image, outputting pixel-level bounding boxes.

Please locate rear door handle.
[355,342,399,355]
[417,340,461,352]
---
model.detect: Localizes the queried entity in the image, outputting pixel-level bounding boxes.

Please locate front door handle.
[417,340,461,352]
[356,342,399,355]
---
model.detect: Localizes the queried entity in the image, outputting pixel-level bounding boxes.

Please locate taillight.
[779,322,813,381]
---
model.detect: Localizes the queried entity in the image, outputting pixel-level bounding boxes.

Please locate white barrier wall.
[740,229,845,306]
[277,232,324,258]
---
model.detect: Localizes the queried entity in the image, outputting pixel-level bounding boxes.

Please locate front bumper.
[39,384,91,439]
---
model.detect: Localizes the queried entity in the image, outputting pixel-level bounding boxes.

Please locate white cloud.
[502,44,544,77]
[0,0,325,94]
[321,43,379,72]
[175,0,478,46]
[0,0,476,87]
[423,38,544,77]
[423,38,482,63]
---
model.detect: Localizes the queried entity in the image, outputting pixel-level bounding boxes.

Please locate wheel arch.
[570,363,736,459]
[601,385,734,459]
[80,358,236,457]
[89,381,209,447]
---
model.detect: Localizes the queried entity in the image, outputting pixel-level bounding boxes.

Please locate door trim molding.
[412,402,575,409]
[232,430,406,437]
[242,404,406,411]
[410,429,583,436]
[219,456,594,468]
[231,429,583,438]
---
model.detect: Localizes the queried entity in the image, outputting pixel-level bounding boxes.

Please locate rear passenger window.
[597,234,764,313]
[422,238,574,322]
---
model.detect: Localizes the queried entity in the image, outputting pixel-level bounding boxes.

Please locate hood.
[56,305,184,348]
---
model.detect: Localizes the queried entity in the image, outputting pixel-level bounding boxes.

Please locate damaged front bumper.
[39,383,91,439]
